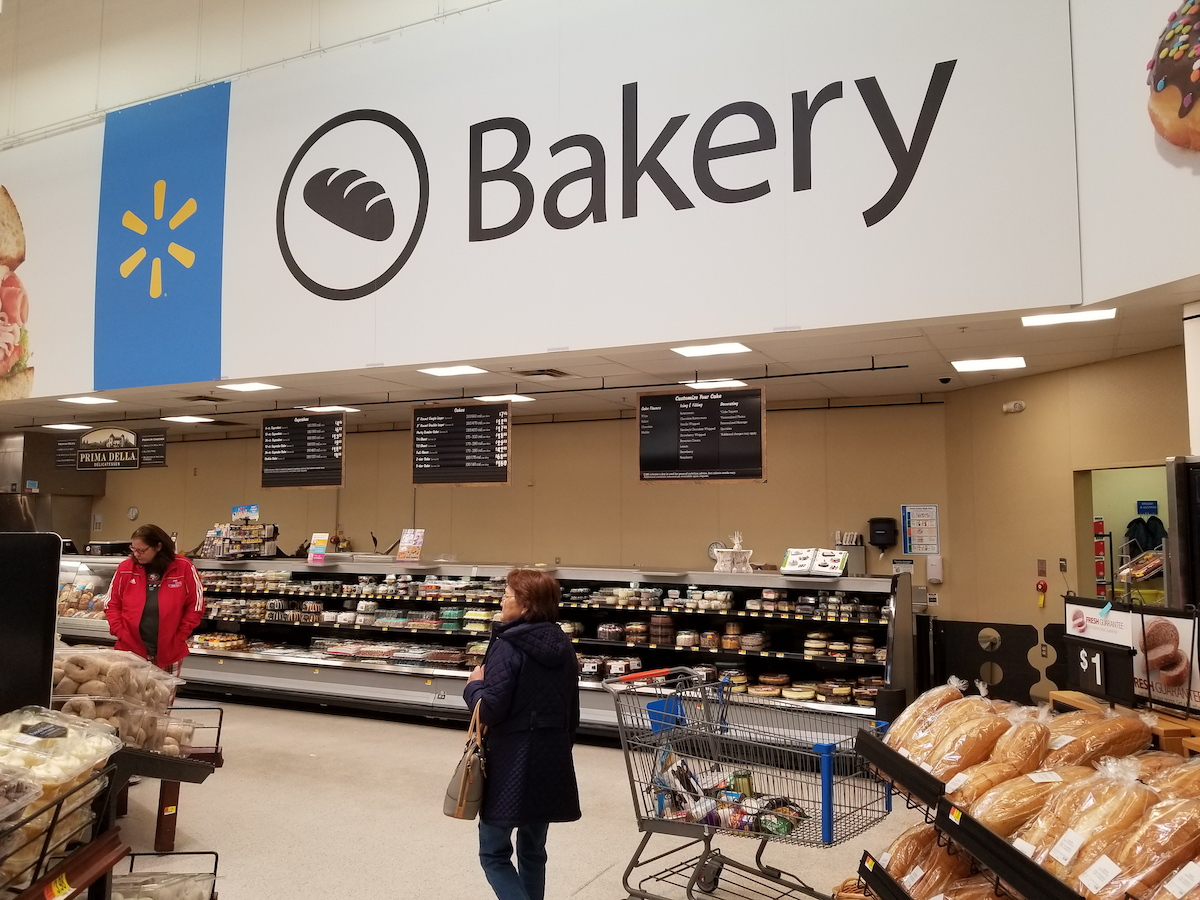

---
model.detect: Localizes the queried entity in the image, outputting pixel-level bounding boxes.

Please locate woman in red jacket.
[105,524,205,675]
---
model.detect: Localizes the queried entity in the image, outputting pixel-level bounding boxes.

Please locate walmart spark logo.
[94,82,230,390]
[118,180,197,298]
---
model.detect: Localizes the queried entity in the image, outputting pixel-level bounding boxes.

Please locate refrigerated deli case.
[55,555,914,734]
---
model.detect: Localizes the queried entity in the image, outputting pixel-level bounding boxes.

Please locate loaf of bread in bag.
[971,766,1095,837]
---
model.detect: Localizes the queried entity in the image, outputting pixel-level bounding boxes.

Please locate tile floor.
[117,700,922,899]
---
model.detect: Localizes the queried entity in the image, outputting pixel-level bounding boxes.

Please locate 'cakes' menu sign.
[639,389,764,481]
[261,413,344,488]
[413,403,509,484]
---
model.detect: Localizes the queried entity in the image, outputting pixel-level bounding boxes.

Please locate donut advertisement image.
[1149,2,1200,149]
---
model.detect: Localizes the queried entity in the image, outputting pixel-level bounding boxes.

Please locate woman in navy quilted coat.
[464,568,581,900]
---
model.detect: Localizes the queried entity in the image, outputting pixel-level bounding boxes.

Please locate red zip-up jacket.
[105,555,206,667]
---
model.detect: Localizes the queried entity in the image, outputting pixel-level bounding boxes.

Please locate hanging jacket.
[1125,517,1155,555]
[463,618,581,827]
[105,555,205,667]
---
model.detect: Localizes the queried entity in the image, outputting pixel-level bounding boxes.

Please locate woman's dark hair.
[506,569,561,623]
[130,524,176,570]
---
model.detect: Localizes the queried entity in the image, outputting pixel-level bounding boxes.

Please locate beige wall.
[93,403,950,581]
[91,347,1189,651]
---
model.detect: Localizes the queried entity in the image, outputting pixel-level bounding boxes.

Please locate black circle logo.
[277,110,429,301]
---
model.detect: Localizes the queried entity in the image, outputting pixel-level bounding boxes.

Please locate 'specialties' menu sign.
[261,413,344,488]
[639,388,764,481]
[413,403,509,485]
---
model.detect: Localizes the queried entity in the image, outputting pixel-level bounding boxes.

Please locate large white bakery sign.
[0,0,1083,395]
[1132,613,1200,711]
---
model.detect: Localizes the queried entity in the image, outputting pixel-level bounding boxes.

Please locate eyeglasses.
[130,545,154,555]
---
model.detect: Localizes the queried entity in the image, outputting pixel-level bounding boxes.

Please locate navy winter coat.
[463,618,582,828]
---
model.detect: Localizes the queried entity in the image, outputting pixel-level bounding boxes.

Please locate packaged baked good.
[944,761,1021,809]
[943,874,1005,900]
[902,839,973,900]
[883,678,966,751]
[1067,798,1200,900]
[970,765,1095,837]
[0,706,121,802]
[53,648,182,713]
[927,714,1012,781]
[1012,757,1157,879]
[907,696,999,764]
[1150,754,1200,800]
[1047,708,1106,741]
[0,763,41,826]
[1147,857,1200,900]
[882,822,938,880]
[1040,711,1152,769]
[1132,749,1187,783]
[988,718,1049,774]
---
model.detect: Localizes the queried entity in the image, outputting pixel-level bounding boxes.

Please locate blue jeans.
[478,820,550,900]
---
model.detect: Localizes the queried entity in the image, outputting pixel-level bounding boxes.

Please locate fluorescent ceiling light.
[680,379,747,389]
[474,394,535,403]
[671,342,751,358]
[1021,308,1117,327]
[42,423,91,431]
[58,396,117,405]
[161,415,214,423]
[219,382,281,392]
[301,406,359,413]
[418,365,488,376]
[951,357,1027,373]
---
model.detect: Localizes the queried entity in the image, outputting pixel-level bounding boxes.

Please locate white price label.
[1026,771,1064,783]
[1048,734,1076,750]
[1165,861,1200,898]
[1078,855,1121,894]
[901,866,925,890]
[1012,838,1036,858]
[9,734,37,747]
[878,851,892,867]
[897,748,911,759]
[928,895,945,900]
[919,761,934,773]
[944,772,970,793]
[1049,828,1085,866]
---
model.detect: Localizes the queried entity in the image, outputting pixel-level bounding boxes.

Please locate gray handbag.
[444,704,486,819]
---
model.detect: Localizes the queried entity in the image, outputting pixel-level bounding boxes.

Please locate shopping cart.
[603,668,890,900]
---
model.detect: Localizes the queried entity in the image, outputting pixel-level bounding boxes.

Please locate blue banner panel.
[95,83,229,389]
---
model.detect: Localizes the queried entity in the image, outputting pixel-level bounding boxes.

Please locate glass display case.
[56,555,121,643]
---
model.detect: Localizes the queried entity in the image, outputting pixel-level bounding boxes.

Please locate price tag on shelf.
[1078,856,1121,894]
[44,873,71,899]
[1013,838,1035,858]
[738,650,747,655]
[804,653,815,660]
[944,772,969,793]
[737,611,746,617]
[878,852,891,867]
[901,866,924,891]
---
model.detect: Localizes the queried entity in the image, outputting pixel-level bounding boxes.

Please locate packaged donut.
[53,648,183,713]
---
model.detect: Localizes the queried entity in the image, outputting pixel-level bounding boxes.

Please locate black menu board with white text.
[413,403,510,484]
[261,413,345,487]
[639,389,763,480]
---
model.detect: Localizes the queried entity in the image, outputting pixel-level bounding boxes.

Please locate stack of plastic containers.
[51,649,198,756]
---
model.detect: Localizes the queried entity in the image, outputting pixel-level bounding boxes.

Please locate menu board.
[261,413,345,488]
[412,403,509,485]
[639,388,763,481]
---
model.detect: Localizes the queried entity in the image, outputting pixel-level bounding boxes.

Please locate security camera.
[938,377,952,384]
[1002,400,1027,414]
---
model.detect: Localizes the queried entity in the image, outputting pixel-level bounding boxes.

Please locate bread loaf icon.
[303,168,394,241]
[1140,617,1190,687]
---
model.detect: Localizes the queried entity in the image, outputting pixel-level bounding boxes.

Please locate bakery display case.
[56,556,121,644]
[166,558,913,734]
